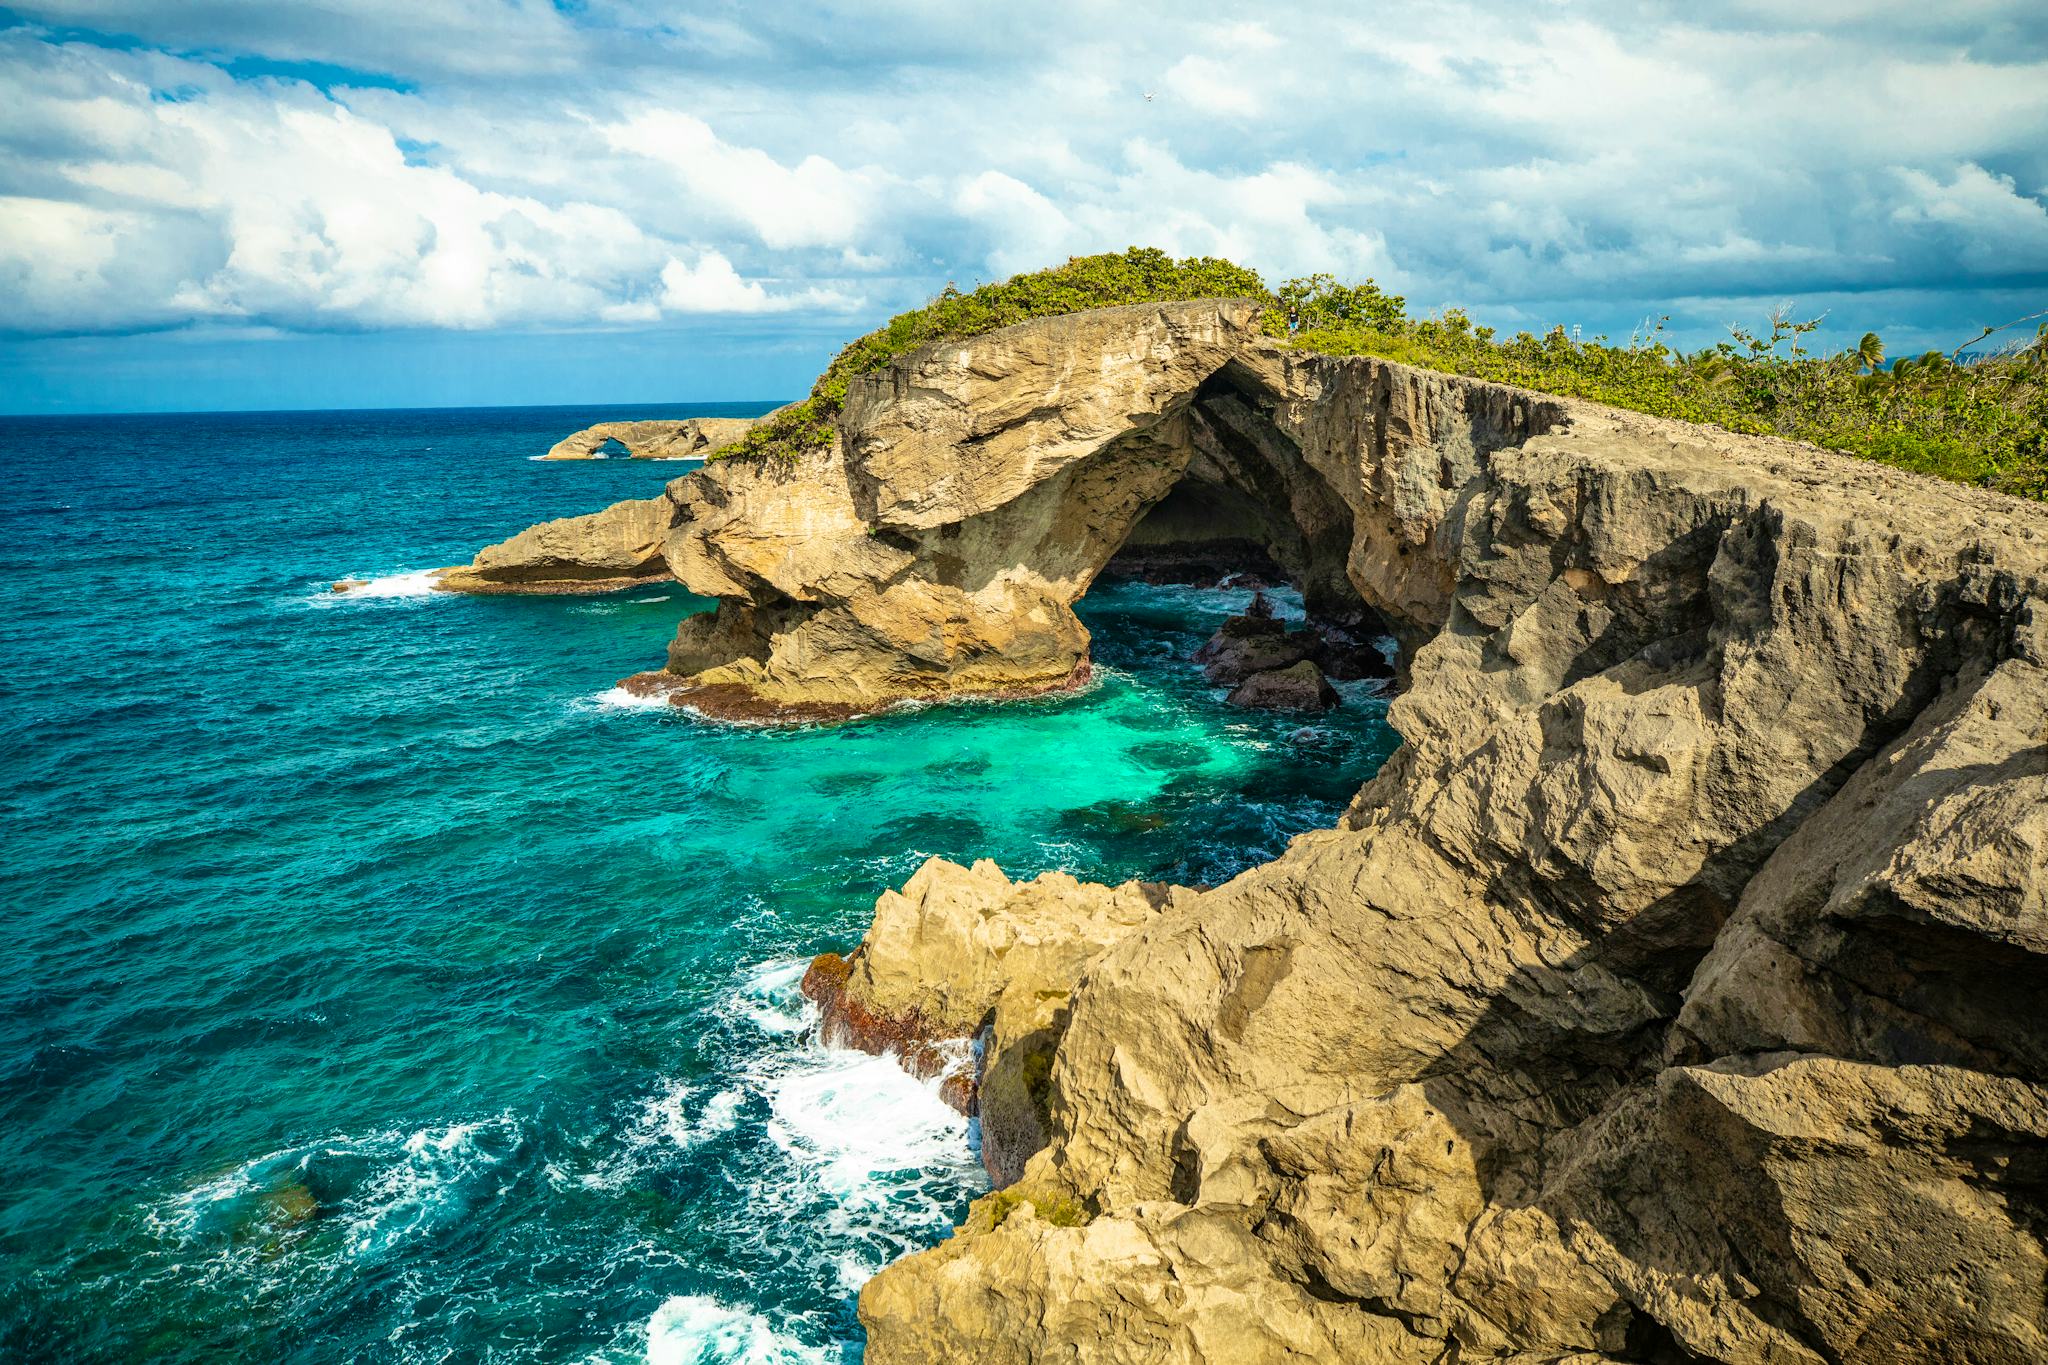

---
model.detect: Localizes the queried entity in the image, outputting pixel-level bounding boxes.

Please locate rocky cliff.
[540,415,762,460]
[438,301,2047,1362]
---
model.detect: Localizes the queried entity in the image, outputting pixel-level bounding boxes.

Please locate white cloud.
[656,250,858,314]
[603,110,874,251]
[0,0,2044,355]
[1162,55,1261,119]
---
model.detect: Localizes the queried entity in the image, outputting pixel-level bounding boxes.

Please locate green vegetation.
[719,247,2045,501]
[981,1186,1090,1232]
[1277,276,2048,501]
[715,247,1264,463]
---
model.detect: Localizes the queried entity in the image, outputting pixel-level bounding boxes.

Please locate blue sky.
[2,1,2045,413]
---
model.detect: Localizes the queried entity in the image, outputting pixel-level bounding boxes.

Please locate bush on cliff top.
[1277,274,2048,501]
[714,247,1265,463]
[719,248,2046,502]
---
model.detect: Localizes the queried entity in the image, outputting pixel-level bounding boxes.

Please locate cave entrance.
[1098,369,1379,628]
[1089,366,1397,689]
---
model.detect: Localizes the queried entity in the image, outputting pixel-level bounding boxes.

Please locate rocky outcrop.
[849,353,2048,1363]
[445,300,1276,714]
[540,416,760,460]
[800,857,1194,1181]
[1226,658,1338,711]
[433,495,672,594]
[438,297,2048,1362]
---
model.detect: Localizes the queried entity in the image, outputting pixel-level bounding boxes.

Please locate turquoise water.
[0,406,1397,1362]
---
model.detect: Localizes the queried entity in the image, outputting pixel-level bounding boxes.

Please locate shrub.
[715,248,1267,463]
[722,247,2046,502]
[1283,289,2048,502]
[981,1186,1090,1231]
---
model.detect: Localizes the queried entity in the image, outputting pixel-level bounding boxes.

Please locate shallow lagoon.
[0,407,1397,1362]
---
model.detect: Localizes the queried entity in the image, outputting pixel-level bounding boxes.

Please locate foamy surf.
[324,569,443,600]
[764,1047,974,1205]
[728,959,813,1035]
[147,1114,526,1263]
[644,1295,833,1365]
[591,686,671,711]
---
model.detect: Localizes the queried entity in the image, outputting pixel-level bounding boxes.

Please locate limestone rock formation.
[801,857,1193,1181]
[438,297,2048,1362]
[433,495,672,594]
[848,356,2048,1363]
[540,416,760,460]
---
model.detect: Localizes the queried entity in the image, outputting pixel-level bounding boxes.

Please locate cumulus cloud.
[658,251,859,314]
[1,0,2045,352]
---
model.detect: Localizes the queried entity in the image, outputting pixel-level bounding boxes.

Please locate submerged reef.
[435,295,2048,1363]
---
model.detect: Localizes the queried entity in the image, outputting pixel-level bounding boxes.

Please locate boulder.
[1192,613,1307,684]
[1225,659,1340,712]
[799,857,1193,1176]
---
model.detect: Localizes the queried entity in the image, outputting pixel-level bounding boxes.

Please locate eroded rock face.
[438,300,2048,1362]
[847,357,2048,1363]
[441,300,1289,714]
[541,416,761,460]
[434,495,673,594]
[800,856,1192,1182]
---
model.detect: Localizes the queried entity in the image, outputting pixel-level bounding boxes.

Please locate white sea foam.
[644,1295,831,1365]
[764,1046,973,1204]
[729,959,813,1036]
[339,569,443,599]
[592,686,671,711]
[148,1114,524,1263]
[344,1115,520,1257]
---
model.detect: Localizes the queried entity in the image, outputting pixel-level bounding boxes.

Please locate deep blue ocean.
[0,404,1397,1363]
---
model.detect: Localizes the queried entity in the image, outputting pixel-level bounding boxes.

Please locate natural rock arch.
[420,298,2048,1364]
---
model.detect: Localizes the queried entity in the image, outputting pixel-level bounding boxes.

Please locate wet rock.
[1310,627,1396,681]
[1225,659,1340,712]
[1194,614,1312,684]
[800,856,1195,1180]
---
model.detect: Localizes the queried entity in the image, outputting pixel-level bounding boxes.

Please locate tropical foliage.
[714,247,1264,463]
[1279,277,2048,501]
[718,249,2046,502]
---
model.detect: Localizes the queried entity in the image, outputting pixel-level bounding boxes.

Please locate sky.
[1,1,2045,414]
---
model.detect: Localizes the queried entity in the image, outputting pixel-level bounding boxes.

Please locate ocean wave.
[314,569,444,603]
[581,1080,747,1192]
[147,1113,527,1265]
[755,1040,983,1289]
[590,686,672,711]
[644,1295,833,1365]
[726,958,813,1036]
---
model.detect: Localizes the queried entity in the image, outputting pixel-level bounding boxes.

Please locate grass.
[981,1187,1090,1232]
[717,248,2047,502]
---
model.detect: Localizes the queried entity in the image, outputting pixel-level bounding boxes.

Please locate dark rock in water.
[1197,613,1393,686]
[1201,613,1285,646]
[1227,660,1340,712]
[1195,613,1316,684]
[1312,629,1396,681]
